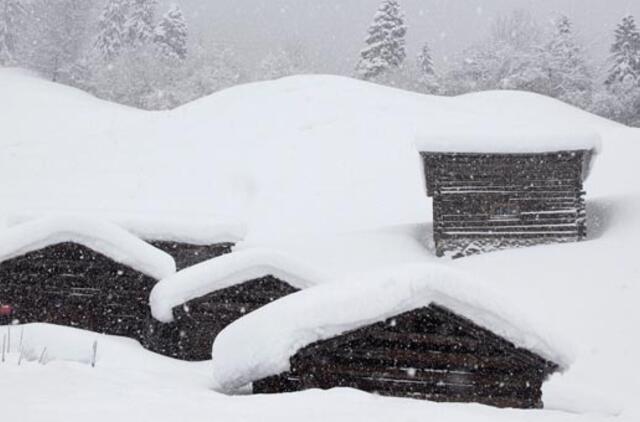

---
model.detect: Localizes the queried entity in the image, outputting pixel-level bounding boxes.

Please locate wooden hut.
[147,249,326,360]
[211,266,563,409]
[416,129,600,257]
[0,217,176,340]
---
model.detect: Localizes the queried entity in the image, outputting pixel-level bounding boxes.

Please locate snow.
[1,68,640,420]
[6,213,246,245]
[415,124,601,155]
[0,216,176,280]
[211,263,569,393]
[150,248,331,323]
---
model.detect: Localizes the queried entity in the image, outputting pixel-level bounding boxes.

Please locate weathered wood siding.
[146,276,299,360]
[421,151,591,257]
[149,241,233,270]
[254,304,558,409]
[0,242,158,340]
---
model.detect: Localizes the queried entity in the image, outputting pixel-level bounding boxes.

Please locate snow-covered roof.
[5,214,246,246]
[0,216,176,280]
[211,263,570,393]
[98,218,246,245]
[150,248,331,323]
[415,124,602,155]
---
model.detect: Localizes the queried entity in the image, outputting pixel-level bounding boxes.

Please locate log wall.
[0,242,158,340]
[421,151,591,257]
[254,305,558,409]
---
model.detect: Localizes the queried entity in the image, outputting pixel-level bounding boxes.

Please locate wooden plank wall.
[0,242,157,340]
[421,151,590,257]
[146,276,299,360]
[254,305,558,409]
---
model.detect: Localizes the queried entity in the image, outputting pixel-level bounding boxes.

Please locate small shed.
[416,128,600,257]
[147,249,326,360]
[0,217,176,340]
[212,265,565,408]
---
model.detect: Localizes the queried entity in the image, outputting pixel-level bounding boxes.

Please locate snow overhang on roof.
[0,216,176,280]
[149,248,331,323]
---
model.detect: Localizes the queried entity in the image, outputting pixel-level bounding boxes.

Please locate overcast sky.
[168,0,640,73]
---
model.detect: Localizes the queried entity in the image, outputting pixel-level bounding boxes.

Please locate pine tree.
[0,0,24,65]
[542,15,593,107]
[416,42,439,93]
[606,15,640,87]
[94,0,128,61]
[154,4,187,60]
[124,0,156,47]
[355,0,407,81]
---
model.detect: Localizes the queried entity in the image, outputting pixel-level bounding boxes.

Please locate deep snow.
[1,68,639,421]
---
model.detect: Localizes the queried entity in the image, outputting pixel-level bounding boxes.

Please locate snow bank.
[150,248,331,323]
[211,263,570,393]
[0,216,176,280]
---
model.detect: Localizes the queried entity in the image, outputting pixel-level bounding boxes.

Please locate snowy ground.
[1,68,639,421]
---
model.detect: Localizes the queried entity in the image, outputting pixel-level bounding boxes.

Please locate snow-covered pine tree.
[355,0,407,81]
[94,0,128,61]
[542,15,593,107]
[606,15,640,87]
[416,42,439,93]
[124,0,156,47]
[154,4,187,60]
[0,0,25,65]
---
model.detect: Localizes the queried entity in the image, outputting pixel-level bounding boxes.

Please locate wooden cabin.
[211,266,562,409]
[147,249,322,360]
[417,130,599,257]
[0,217,176,341]
[254,304,557,408]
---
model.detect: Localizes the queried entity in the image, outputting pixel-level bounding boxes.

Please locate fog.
[167,0,640,73]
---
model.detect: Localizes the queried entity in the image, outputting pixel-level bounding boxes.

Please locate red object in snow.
[0,304,13,316]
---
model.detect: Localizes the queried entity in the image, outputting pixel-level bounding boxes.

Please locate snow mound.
[0,216,176,280]
[150,248,331,323]
[211,263,570,393]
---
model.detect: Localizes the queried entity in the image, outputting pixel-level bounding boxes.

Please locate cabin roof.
[0,216,176,280]
[211,263,569,393]
[149,248,331,323]
[415,124,601,156]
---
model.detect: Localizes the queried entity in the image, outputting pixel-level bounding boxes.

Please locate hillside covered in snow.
[1,68,640,421]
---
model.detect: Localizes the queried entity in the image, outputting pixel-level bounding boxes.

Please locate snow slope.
[1,68,639,421]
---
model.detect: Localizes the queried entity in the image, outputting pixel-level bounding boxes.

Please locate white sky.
[166,0,640,73]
